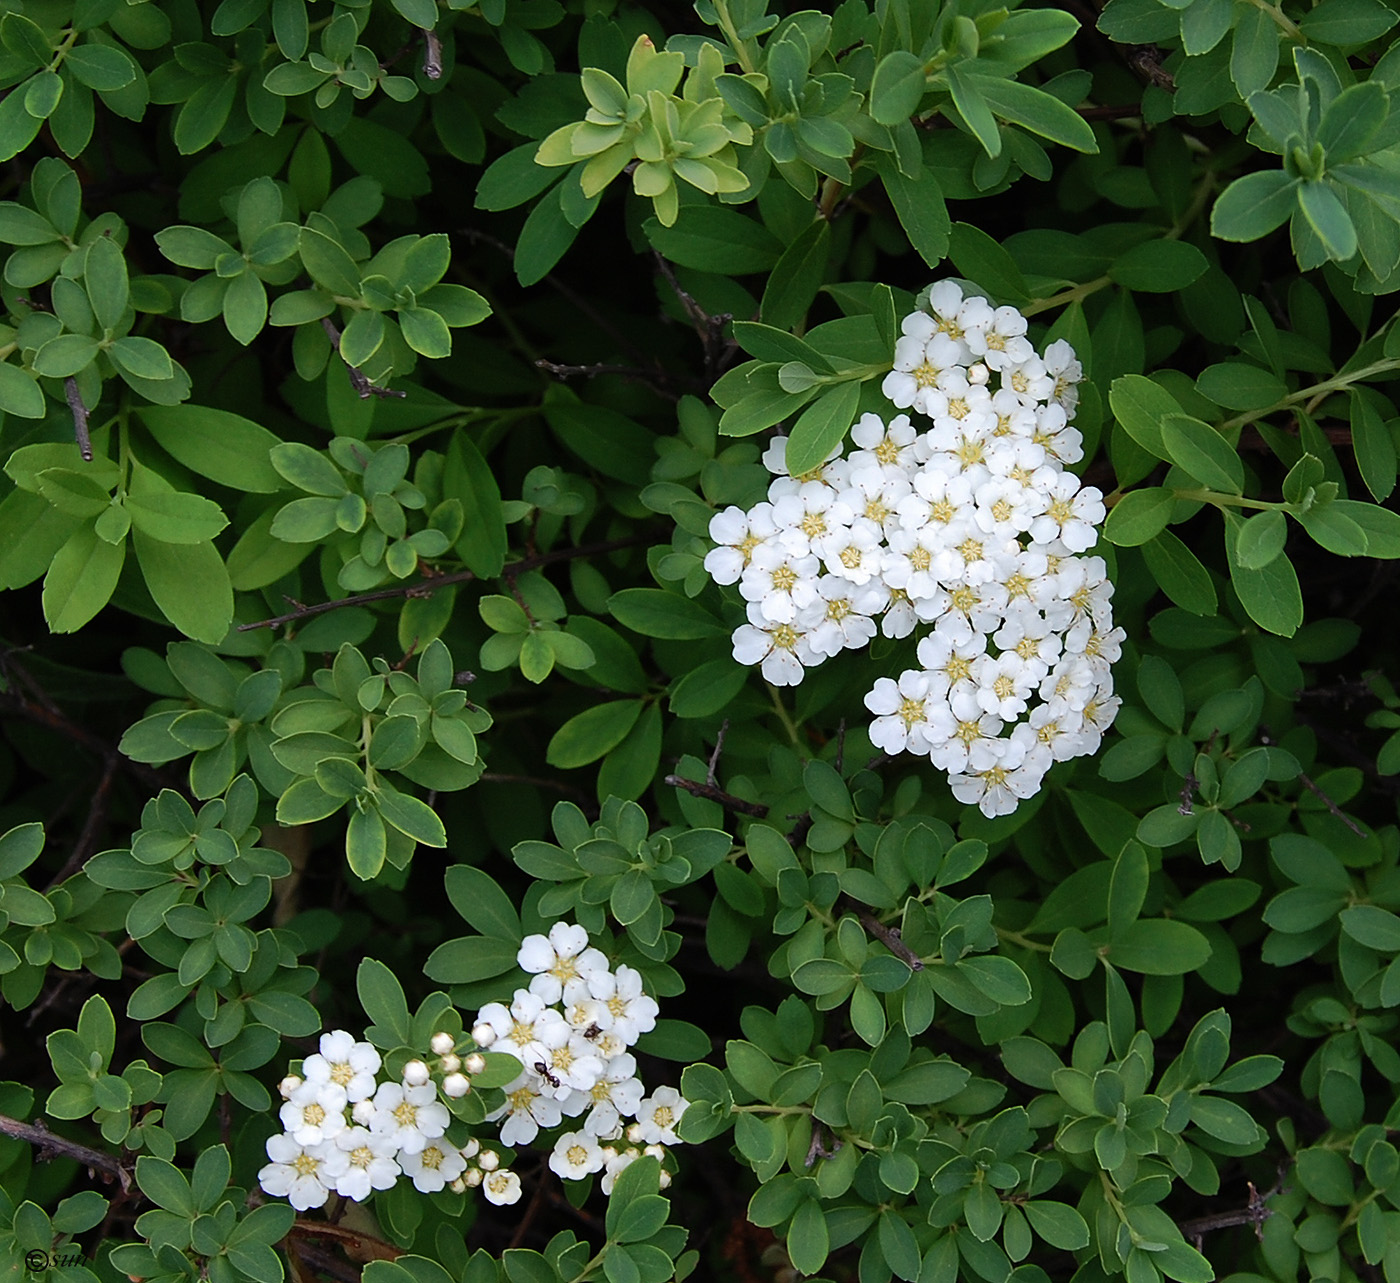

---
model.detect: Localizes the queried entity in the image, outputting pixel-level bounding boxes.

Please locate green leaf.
[1104,487,1174,547]
[870,50,926,125]
[1142,529,1217,615]
[946,63,1001,159]
[1189,1094,1262,1144]
[1349,387,1396,503]
[784,381,861,477]
[761,221,831,332]
[84,235,129,331]
[1110,374,1180,460]
[1298,180,1357,260]
[137,405,283,493]
[375,784,447,847]
[948,222,1029,304]
[1211,170,1297,242]
[608,588,725,640]
[175,75,237,154]
[1235,510,1287,569]
[644,207,782,275]
[0,362,46,418]
[1224,511,1303,636]
[878,154,951,268]
[132,530,233,644]
[357,957,412,1047]
[1159,416,1243,493]
[546,700,643,769]
[298,227,362,296]
[975,74,1097,153]
[787,1200,829,1275]
[424,934,521,983]
[125,492,228,545]
[1109,239,1208,292]
[43,523,123,633]
[1195,363,1286,412]
[1299,0,1398,44]
[1024,1201,1090,1250]
[1102,919,1212,974]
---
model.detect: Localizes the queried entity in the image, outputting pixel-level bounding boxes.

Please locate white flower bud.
[450,1178,467,1194]
[352,1100,376,1125]
[461,1138,480,1159]
[626,1123,644,1144]
[440,1054,461,1073]
[659,1170,672,1189]
[278,1075,302,1100]
[442,1073,470,1098]
[464,1168,483,1187]
[402,1059,430,1087]
[472,1023,496,1048]
[968,362,990,386]
[430,1032,456,1056]
[477,1149,499,1172]
[464,1053,486,1075]
[643,1144,666,1160]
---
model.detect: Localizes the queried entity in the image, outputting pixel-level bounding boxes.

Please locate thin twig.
[480,772,592,806]
[0,1114,131,1191]
[664,775,770,817]
[1259,727,1368,835]
[706,720,729,787]
[64,378,92,461]
[419,27,443,79]
[237,534,648,632]
[320,318,407,400]
[535,358,700,397]
[45,754,119,890]
[651,252,736,383]
[1179,1178,1277,1248]
[833,719,846,774]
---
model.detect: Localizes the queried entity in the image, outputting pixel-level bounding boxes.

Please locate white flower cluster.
[473,922,687,1193]
[705,282,1124,817]
[258,1029,516,1211]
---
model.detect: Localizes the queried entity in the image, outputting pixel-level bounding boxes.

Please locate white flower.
[486,1071,565,1146]
[926,687,1004,774]
[865,671,939,756]
[258,1134,336,1211]
[771,483,853,560]
[820,521,884,586]
[550,1130,607,1180]
[1028,698,1088,761]
[519,922,607,1004]
[730,602,818,687]
[1043,338,1084,412]
[703,502,777,585]
[849,412,919,476]
[400,1140,468,1193]
[474,990,570,1066]
[483,1169,523,1205]
[280,1080,347,1147]
[739,543,820,623]
[302,1030,381,1104]
[582,1053,646,1137]
[534,1033,606,1098]
[800,575,881,658]
[326,1126,400,1202]
[965,305,1033,371]
[587,965,659,1045]
[973,652,1035,721]
[367,1081,450,1155]
[949,734,1047,818]
[1027,472,1104,552]
[1002,355,1054,405]
[634,1087,688,1145]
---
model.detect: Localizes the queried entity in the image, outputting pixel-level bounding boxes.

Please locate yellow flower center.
[771,624,799,651]
[801,512,827,538]
[874,438,901,464]
[949,586,978,614]
[898,697,924,730]
[946,655,973,685]
[1005,573,1031,600]
[865,498,890,525]
[303,1103,325,1126]
[1047,498,1074,524]
[393,1101,418,1127]
[930,498,957,524]
[1015,637,1039,660]
[826,597,851,621]
[330,1062,355,1086]
[737,532,762,564]
[771,565,798,592]
[954,719,981,747]
[509,1086,536,1111]
[840,546,863,570]
[653,1106,674,1129]
[1071,586,1093,613]
[420,1146,445,1171]
[1011,371,1029,393]
[913,361,941,388]
[991,499,1013,523]
[955,439,985,467]
[993,675,1015,698]
[947,397,969,420]
[910,548,931,571]
[293,1153,319,1177]
[986,332,1006,351]
[957,538,983,564]
[567,1144,590,1166]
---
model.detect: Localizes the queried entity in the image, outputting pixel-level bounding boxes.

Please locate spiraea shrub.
[4,2,1400,1283]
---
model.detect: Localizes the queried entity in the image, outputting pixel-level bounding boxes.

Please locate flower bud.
[643,1144,665,1160]
[443,1073,470,1098]
[352,1100,376,1125]
[659,1170,672,1189]
[430,1031,455,1056]
[461,1137,480,1159]
[968,362,990,386]
[626,1123,644,1144]
[464,1053,486,1075]
[464,1168,483,1187]
[471,1023,496,1048]
[278,1075,302,1100]
[440,1054,461,1073]
[450,1178,467,1194]
[477,1149,499,1171]
[403,1059,430,1087]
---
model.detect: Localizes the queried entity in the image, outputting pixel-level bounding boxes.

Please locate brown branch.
[64,378,92,461]
[287,1220,402,1264]
[849,904,924,971]
[320,318,407,400]
[707,719,729,786]
[664,775,770,817]
[45,753,119,891]
[0,1114,131,1191]
[535,359,700,397]
[237,534,649,632]
[1179,1178,1278,1248]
